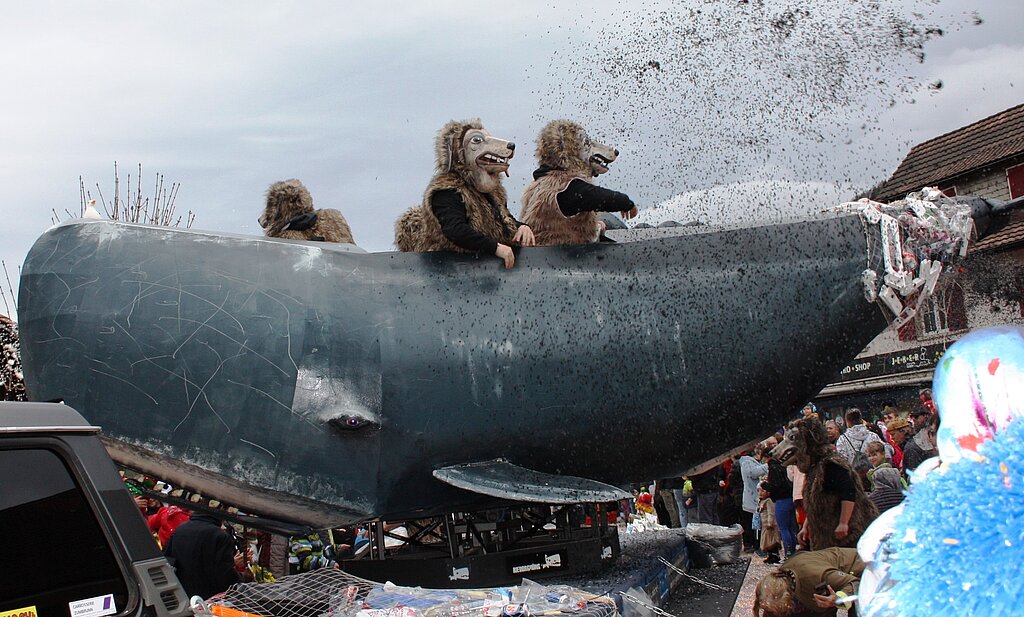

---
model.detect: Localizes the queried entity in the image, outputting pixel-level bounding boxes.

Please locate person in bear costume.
[771,416,878,552]
[518,120,637,246]
[259,179,355,244]
[394,119,534,268]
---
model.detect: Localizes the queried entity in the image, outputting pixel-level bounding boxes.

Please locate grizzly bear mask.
[518,120,620,246]
[259,179,355,244]
[534,119,617,179]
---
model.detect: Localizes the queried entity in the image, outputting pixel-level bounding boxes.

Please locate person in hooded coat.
[163,511,240,599]
[868,467,906,514]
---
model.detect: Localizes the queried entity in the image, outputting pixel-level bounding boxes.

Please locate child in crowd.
[635,488,655,516]
[865,440,906,490]
[757,481,782,564]
[754,548,864,616]
[681,476,696,522]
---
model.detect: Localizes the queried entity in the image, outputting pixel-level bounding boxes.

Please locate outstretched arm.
[557,179,636,218]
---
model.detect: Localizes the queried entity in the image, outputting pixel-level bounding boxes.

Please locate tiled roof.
[876,103,1024,202]
[971,210,1024,253]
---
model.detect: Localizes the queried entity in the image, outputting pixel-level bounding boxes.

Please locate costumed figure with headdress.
[394,119,534,268]
[519,120,637,246]
[771,416,878,552]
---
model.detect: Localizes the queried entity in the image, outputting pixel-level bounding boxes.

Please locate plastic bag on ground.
[684,523,742,567]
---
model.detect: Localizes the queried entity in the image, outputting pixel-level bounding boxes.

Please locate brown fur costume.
[394,119,518,253]
[260,179,355,244]
[783,417,878,550]
[519,120,601,246]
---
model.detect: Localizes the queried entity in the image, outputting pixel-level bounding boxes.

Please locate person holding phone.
[753,547,863,616]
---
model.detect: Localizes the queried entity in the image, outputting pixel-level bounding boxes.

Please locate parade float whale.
[15,191,1016,528]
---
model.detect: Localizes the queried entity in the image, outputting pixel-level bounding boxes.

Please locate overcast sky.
[2,0,1021,317]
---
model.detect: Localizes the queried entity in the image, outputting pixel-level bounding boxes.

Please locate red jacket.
[886,436,904,470]
[148,506,192,547]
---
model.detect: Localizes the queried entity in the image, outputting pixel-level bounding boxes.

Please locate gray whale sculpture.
[17,195,1012,527]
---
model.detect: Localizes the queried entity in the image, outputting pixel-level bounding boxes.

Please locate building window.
[918,284,968,336]
[938,185,957,197]
[919,296,946,334]
[1009,163,1024,200]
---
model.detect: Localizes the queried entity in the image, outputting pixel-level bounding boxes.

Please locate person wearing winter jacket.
[868,467,906,514]
[148,505,191,549]
[766,451,798,558]
[902,412,939,475]
[739,445,770,552]
[836,408,883,467]
[163,512,240,599]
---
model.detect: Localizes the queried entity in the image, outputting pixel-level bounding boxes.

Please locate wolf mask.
[435,119,515,194]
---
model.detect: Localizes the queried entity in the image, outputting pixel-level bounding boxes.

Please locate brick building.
[873,102,1024,203]
[815,103,1024,419]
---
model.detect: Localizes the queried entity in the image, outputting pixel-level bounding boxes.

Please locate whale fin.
[433,459,632,503]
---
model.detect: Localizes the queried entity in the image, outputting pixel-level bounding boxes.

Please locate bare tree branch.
[68,162,194,228]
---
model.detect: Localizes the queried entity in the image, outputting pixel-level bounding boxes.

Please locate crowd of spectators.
[124,476,276,598]
[752,391,941,615]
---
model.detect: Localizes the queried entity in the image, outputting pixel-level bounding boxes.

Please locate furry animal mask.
[434,119,515,193]
[534,120,618,177]
[259,179,355,244]
[259,179,314,235]
[771,417,834,473]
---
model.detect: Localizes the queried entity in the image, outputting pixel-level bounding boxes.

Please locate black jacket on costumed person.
[430,189,527,255]
[163,512,239,599]
[532,166,634,215]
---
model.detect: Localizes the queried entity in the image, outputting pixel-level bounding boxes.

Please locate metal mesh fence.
[197,570,618,617]
[200,569,373,617]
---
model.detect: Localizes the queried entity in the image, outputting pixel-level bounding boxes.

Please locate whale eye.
[327,415,378,433]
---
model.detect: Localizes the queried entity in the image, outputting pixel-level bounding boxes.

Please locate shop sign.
[835,343,949,383]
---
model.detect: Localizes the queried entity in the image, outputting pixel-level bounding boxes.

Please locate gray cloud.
[1,0,1020,314]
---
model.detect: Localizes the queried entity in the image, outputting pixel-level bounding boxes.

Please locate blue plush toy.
[858,325,1024,616]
